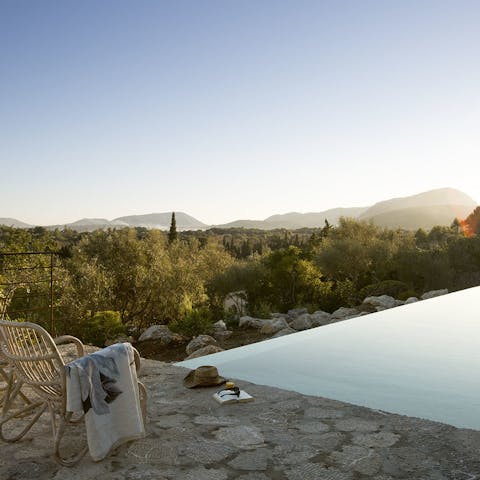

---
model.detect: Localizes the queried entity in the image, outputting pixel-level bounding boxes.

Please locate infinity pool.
[178,287,480,429]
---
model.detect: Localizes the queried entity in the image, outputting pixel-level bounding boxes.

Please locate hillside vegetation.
[1,206,480,346]
[3,188,477,232]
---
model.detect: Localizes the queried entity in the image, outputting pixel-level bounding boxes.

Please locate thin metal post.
[0,251,57,331]
[50,253,54,334]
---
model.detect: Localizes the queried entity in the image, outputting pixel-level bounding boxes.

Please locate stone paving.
[1,358,480,479]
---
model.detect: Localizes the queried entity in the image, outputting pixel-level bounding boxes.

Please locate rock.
[213,330,233,341]
[138,325,176,344]
[363,295,397,309]
[105,335,134,347]
[287,308,308,319]
[182,467,228,480]
[330,445,381,476]
[260,318,289,335]
[291,314,313,331]
[285,463,349,480]
[258,320,273,334]
[186,335,217,356]
[421,289,448,300]
[212,320,227,332]
[331,307,359,320]
[224,291,248,316]
[214,425,265,449]
[335,418,379,432]
[239,316,268,329]
[353,432,400,448]
[184,345,224,360]
[271,312,288,319]
[228,449,271,470]
[404,296,419,304]
[310,311,332,327]
[272,327,296,338]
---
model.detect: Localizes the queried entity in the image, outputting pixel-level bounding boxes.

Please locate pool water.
[178,286,480,430]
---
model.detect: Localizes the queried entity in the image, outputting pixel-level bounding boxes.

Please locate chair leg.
[138,381,147,426]
[0,366,30,409]
[53,411,88,467]
[0,398,47,442]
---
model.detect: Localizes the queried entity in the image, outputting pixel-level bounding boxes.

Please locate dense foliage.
[1,209,480,345]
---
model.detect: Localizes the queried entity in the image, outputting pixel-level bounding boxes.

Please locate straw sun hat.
[183,365,226,388]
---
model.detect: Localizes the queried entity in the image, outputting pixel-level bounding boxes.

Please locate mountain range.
[1,188,477,232]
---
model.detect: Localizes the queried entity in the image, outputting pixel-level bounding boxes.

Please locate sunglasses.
[218,386,240,398]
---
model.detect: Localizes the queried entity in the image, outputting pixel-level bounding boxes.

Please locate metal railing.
[0,251,57,333]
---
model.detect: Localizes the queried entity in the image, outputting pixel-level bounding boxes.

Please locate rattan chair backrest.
[0,320,65,400]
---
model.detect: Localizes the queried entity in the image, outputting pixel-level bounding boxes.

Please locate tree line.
[1,207,480,345]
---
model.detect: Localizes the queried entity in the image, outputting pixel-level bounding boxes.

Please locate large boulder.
[363,295,397,309]
[331,307,360,320]
[271,327,296,338]
[224,291,248,317]
[186,334,217,356]
[213,330,233,341]
[287,308,308,319]
[184,345,224,360]
[105,335,134,347]
[291,313,313,331]
[421,289,448,300]
[310,311,332,327]
[138,325,181,345]
[211,320,232,341]
[260,318,289,335]
[211,320,227,333]
[239,316,268,329]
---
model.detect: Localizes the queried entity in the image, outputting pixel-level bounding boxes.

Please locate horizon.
[2,186,478,227]
[1,1,479,225]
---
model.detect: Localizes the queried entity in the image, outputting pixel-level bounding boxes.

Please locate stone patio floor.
[1,358,480,479]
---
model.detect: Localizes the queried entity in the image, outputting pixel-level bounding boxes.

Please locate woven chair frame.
[0,319,147,466]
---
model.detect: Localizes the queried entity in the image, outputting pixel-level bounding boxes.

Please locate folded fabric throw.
[65,343,145,461]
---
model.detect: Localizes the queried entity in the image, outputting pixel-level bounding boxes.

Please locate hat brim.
[183,369,227,389]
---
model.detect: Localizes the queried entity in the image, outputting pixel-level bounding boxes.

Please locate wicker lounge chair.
[0,319,146,466]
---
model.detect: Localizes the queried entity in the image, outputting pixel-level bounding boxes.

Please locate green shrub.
[169,307,213,338]
[357,280,410,302]
[317,279,356,312]
[82,311,126,347]
[397,290,419,301]
[249,301,274,319]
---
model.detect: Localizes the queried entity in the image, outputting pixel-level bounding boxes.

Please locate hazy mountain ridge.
[114,212,207,230]
[217,207,369,230]
[262,208,370,229]
[69,218,128,227]
[0,218,33,229]
[1,188,477,232]
[359,188,477,220]
[363,204,476,230]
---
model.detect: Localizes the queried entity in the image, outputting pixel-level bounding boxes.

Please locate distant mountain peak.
[69,218,128,226]
[0,218,33,229]
[1,187,477,232]
[360,187,477,220]
[358,187,477,230]
[113,212,207,230]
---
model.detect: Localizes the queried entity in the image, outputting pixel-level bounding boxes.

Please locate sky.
[1,0,479,226]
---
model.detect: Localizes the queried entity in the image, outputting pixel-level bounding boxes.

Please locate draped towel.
[65,343,145,461]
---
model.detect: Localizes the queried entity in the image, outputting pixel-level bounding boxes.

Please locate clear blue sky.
[1,0,479,225]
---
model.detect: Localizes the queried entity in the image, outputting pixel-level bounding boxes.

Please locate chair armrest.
[54,336,85,358]
[133,347,141,373]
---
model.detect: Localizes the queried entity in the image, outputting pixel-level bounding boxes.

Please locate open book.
[213,389,254,404]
